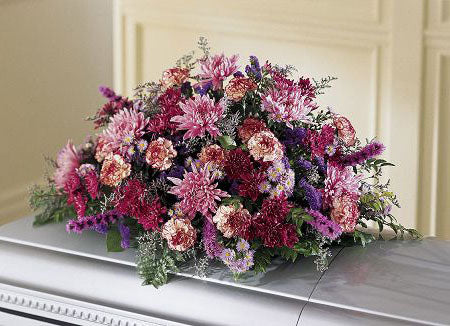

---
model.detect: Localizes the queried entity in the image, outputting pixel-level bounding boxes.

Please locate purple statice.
[66,210,122,234]
[338,141,385,167]
[282,127,307,148]
[314,156,327,175]
[203,220,223,258]
[299,178,323,211]
[297,156,313,170]
[245,55,262,81]
[306,209,342,240]
[194,80,213,96]
[98,85,120,101]
[119,223,131,249]
[160,164,185,180]
[93,223,108,234]
[233,71,245,78]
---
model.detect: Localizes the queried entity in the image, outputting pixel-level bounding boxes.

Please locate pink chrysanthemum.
[323,163,363,208]
[261,76,317,128]
[54,140,81,190]
[168,163,230,221]
[200,53,239,90]
[171,95,225,140]
[96,108,148,159]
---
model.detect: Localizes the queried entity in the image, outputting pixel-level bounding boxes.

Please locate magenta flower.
[323,163,363,207]
[200,53,239,90]
[171,95,225,140]
[168,163,230,221]
[97,108,148,158]
[261,76,317,128]
[54,140,80,190]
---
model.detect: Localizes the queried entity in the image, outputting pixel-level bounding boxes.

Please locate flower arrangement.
[30,38,420,287]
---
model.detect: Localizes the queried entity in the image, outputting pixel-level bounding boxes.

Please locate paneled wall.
[115,0,450,237]
[0,0,113,225]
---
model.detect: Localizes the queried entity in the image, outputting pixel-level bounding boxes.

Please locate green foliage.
[29,184,76,226]
[217,135,237,150]
[106,227,124,252]
[352,230,375,247]
[286,207,313,235]
[253,246,275,275]
[136,232,193,288]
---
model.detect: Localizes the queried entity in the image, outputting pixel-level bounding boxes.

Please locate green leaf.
[217,135,237,149]
[353,230,375,247]
[106,228,124,252]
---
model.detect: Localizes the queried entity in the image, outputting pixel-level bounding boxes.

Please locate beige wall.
[0,0,113,224]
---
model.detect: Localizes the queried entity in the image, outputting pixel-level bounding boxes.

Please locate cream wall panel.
[0,0,113,225]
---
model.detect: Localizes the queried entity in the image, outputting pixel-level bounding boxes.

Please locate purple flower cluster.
[297,156,313,170]
[98,85,120,101]
[220,239,255,274]
[306,209,342,240]
[66,210,122,234]
[245,55,262,80]
[119,223,131,249]
[299,179,322,211]
[339,141,385,167]
[314,156,327,175]
[260,159,295,198]
[203,220,223,258]
[282,127,306,147]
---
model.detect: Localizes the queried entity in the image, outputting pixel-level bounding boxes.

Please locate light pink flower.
[160,67,190,90]
[333,115,356,146]
[162,218,197,251]
[99,153,131,187]
[323,163,363,207]
[261,77,317,128]
[331,194,360,232]
[54,140,80,189]
[200,53,239,90]
[168,163,230,221]
[145,138,177,171]
[97,108,148,159]
[247,130,283,162]
[171,95,225,140]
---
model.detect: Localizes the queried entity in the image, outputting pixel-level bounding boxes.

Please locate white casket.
[0,216,449,326]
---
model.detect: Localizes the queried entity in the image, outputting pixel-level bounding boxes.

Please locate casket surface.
[0,217,449,326]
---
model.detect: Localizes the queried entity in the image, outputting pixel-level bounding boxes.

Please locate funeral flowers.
[30,38,420,287]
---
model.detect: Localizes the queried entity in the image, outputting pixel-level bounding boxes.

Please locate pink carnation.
[168,163,230,221]
[145,138,177,171]
[261,76,317,128]
[171,95,225,140]
[162,218,197,251]
[334,115,356,146]
[323,163,363,208]
[247,130,283,162]
[96,108,148,159]
[200,53,239,90]
[99,154,131,187]
[330,194,360,232]
[54,140,80,190]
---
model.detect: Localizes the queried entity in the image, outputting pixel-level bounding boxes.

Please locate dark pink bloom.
[171,95,225,140]
[200,54,239,90]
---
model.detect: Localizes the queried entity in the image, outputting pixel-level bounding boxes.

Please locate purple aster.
[236,239,250,252]
[300,178,323,211]
[194,80,213,96]
[221,248,236,264]
[119,223,130,249]
[306,209,342,240]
